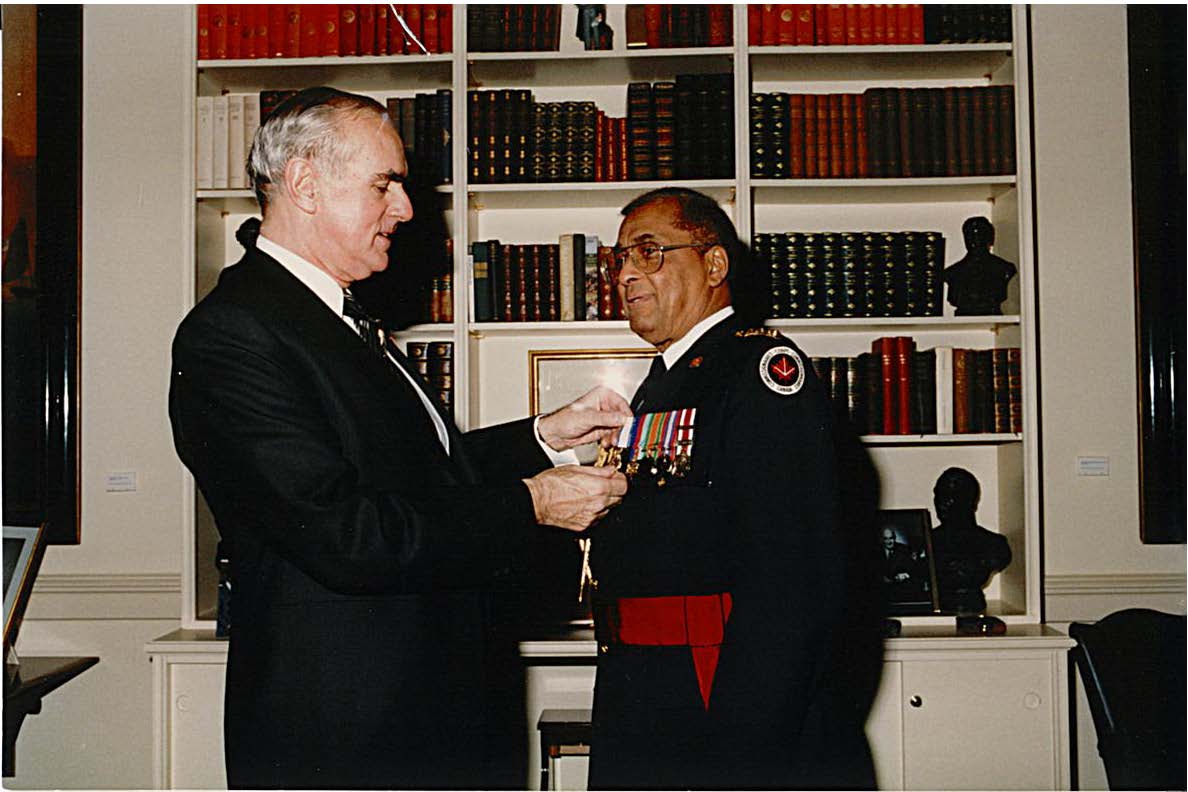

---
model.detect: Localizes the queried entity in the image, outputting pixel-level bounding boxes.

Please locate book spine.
[584,236,601,320]
[971,87,988,175]
[359,5,378,56]
[653,82,677,180]
[895,335,914,434]
[992,347,1011,433]
[953,348,970,433]
[1007,347,1022,433]
[597,246,615,320]
[815,93,830,178]
[957,87,973,176]
[884,87,901,177]
[212,94,229,189]
[828,93,844,178]
[973,348,994,432]
[875,337,895,434]
[196,96,214,189]
[225,4,243,58]
[913,348,937,434]
[768,92,789,179]
[934,345,954,434]
[227,94,246,189]
[708,4,732,46]
[558,234,576,322]
[627,82,655,180]
[998,84,1016,175]
[572,233,586,320]
[471,242,492,322]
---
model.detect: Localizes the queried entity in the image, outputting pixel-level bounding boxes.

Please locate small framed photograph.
[4,524,47,652]
[528,348,655,414]
[877,509,940,615]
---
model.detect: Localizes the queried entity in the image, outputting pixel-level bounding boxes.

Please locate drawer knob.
[1024,692,1041,710]
[176,694,192,712]
[909,695,923,708]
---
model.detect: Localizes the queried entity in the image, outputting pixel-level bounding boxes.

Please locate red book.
[789,94,806,178]
[439,4,453,52]
[618,117,629,181]
[338,5,358,56]
[225,4,242,58]
[645,5,663,48]
[239,5,258,59]
[256,6,271,58]
[895,336,914,434]
[841,93,856,177]
[855,96,868,177]
[321,6,340,57]
[210,4,228,58]
[826,5,846,44]
[844,4,860,44]
[268,6,286,57]
[777,5,796,45]
[884,3,898,43]
[803,94,818,177]
[896,5,913,44]
[404,4,423,53]
[197,5,211,60]
[594,111,606,181]
[858,4,874,44]
[374,4,389,54]
[358,5,376,55]
[301,8,321,56]
[748,4,762,45]
[908,4,924,43]
[761,4,779,45]
[872,4,886,43]
[389,4,406,54]
[283,5,301,58]
[814,3,829,44]
[422,4,439,52]
[875,337,896,435]
[707,5,731,46]
[597,247,615,320]
[794,5,814,44]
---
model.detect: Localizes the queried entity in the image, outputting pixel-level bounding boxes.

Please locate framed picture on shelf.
[877,509,940,616]
[528,348,655,414]
[4,524,47,654]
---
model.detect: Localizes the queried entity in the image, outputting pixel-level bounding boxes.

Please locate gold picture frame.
[528,348,656,415]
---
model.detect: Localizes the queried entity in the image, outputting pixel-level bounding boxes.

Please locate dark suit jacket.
[169,246,550,789]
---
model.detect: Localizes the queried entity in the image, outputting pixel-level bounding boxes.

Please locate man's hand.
[523,465,628,532]
[537,385,633,451]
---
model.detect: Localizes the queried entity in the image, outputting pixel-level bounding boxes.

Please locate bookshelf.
[153,7,1072,791]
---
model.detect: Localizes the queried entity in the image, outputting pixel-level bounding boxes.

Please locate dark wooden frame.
[1,6,82,544]
[877,508,940,616]
[1127,6,1186,544]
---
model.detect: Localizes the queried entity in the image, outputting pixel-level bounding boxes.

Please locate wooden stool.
[537,708,592,790]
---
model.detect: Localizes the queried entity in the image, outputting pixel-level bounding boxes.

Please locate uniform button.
[599,644,609,654]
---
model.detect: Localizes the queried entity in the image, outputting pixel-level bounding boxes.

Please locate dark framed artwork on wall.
[1127,6,1186,544]
[1,6,83,544]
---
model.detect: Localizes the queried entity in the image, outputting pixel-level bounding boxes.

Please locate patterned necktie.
[342,289,385,356]
[631,354,667,412]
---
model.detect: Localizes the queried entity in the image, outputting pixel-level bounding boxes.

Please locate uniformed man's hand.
[523,465,628,532]
[537,386,633,451]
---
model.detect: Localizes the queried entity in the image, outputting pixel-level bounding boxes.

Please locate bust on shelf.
[942,216,1017,316]
[930,467,1012,622]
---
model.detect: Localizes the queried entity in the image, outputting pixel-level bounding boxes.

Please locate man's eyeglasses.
[602,241,720,278]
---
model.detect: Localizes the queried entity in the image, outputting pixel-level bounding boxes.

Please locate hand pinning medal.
[759,346,806,396]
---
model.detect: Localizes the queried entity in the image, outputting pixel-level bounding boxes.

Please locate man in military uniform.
[587,188,875,789]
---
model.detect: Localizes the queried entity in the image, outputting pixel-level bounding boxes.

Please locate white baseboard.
[1045,572,1186,623]
[26,573,182,620]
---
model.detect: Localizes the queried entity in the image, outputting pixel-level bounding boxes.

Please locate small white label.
[105,471,137,492]
[1076,457,1110,477]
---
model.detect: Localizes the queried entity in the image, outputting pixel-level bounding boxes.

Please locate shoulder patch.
[735,327,782,339]
[758,346,806,396]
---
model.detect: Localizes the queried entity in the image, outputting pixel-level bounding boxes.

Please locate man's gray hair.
[246,86,389,211]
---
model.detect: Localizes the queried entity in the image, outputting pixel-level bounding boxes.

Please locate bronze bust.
[930,467,1012,615]
[942,217,1016,316]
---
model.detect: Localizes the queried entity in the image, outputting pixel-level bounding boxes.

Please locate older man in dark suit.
[169,87,629,790]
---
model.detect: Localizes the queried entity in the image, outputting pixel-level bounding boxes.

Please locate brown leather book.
[863,88,883,176]
[971,87,988,175]
[998,85,1016,174]
[841,93,856,177]
[910,88,929,177]
[957,87,973,176]
[795,4,815,43]
[778,5,797,44]
[708,4,732,45]
[827,4,847,43]
[991,348,1011,433]
[1007,347,1022,433]
[943,87,960,176]
[817,93,831,177]
[804,94,819,177]
[896,88,913,177]
[953,348,971,433]
[789,94,806,177]
[855,94,869,177]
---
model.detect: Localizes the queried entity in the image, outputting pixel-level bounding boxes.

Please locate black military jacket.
[588,313,856,789]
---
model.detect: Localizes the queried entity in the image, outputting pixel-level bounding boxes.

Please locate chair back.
[1069,608,1186,791]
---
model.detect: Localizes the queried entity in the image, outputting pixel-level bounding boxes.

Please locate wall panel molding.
[26,573,181,620]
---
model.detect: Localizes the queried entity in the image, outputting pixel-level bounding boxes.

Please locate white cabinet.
[147,631,229,790]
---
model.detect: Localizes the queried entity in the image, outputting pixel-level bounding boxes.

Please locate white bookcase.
[150,6,1070,790]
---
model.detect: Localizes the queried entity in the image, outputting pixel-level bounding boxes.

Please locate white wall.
[6,5,1183,791]
[8,5,192,789]
[1029,5,1186,624]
